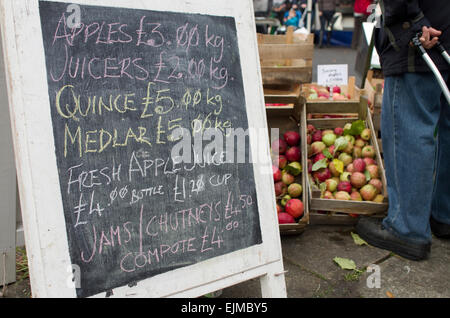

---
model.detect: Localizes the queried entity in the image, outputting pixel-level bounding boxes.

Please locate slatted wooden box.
[258,28,314,85]
[265,84,309,235]
[302,97,388,224]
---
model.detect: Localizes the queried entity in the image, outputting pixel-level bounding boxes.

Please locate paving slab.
[220,224,391,298]
[280,225,391,282]
[219,255,337,298]
[221,224,450,298]
[356,236,450,298]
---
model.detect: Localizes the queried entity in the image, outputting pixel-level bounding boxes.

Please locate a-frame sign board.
[0,0,286,298]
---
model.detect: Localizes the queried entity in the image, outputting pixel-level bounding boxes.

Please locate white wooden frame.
[0,31,16,287]
[0,0,286,298]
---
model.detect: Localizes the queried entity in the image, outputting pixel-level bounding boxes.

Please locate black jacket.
[375,0,450,76]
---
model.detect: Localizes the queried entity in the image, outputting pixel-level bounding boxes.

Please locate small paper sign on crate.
[317,64,348,87]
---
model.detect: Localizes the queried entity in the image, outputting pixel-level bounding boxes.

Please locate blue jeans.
[381,71,450,244]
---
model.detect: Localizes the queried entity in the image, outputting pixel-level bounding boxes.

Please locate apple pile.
[271,130,305,224]
[306,85,352,101]
[306,120,384,203]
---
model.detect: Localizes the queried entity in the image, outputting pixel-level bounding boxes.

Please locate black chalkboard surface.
[39,0,262,298]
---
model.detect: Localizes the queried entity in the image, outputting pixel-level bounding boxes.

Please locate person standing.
[317,0,340,47]
[272,0,290,25]
[356,0,450,261]
[351,0,374,49]
[283,3,302,28]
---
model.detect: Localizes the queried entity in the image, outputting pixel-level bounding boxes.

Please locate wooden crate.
[258,27,314,85]
[302,77,361,117]
[265,85,309,235]
[302,97,388,224]
[363,71,385,155]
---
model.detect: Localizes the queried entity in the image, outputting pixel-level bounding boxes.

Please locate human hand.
[420,26,442,49]
[319,11,323,16]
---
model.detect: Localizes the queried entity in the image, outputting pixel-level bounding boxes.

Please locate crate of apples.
[271,130,306,225]
[306,120,388,214]
[307,85,351,101]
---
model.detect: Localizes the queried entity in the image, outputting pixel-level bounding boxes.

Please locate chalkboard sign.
[1,0,286,298]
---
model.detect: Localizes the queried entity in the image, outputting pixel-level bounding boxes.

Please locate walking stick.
[412,32,450,105]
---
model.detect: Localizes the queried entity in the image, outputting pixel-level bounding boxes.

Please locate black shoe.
[356,217,431,261]
[430,216,450,238]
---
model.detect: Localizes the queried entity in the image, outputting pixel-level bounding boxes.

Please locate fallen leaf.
[351,232,368,246]
[333,257,356,270]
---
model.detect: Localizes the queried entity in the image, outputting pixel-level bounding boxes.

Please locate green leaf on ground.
[351,232,368,246]
[333,257,356,270]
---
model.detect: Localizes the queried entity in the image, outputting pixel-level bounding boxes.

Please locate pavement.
[2,223,450,299]
[219,224,450,298]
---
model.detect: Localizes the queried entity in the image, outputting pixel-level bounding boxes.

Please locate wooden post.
[260,262,287,298]
[285,26,294,67]
[347,76,356,99]
[0,32,17,288]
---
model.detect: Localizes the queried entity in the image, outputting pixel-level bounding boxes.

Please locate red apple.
[312,130,323,142]
[276,204,283,213]
[282,172,295,185]
[325,178,338,192]
[332,86,341,94]
[273,165,282,182]
[360,184,377,201]
[355,138,366,148]
[288,183,303,198]
[350,192,363,201]
[278,212,295,224]
[362,145,375,158]
[369,178,383,194]
[272,138,287,154]
[274,181,287,196]
[286,146,301,162]
[353,146,362,158]
[284,131,300,146]
[335,191,351,200]
[285,199,304,219]
[353,158,366,173]
[328,145,336,156]
[307,124,316,134]
[363,157,377,166]
[338,181,352,193]
[366,164,379,179]
[276,155,288,169]
[323,191,334,199]
[350,172,367,188]
[314,152,327,163]
[334,127,344,136]
[346,163,355,173]
[361,128,371,141]
[313,168,331,183]
[310,141,326,156]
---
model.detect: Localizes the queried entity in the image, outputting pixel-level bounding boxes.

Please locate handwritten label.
[317,64,348,86]
[39,1,262,298]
